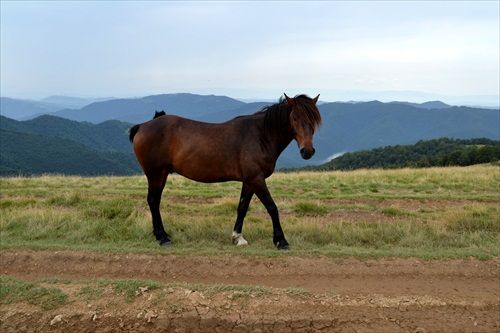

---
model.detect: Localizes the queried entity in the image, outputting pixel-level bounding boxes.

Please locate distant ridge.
[388,101,451,109]
[3,93,499,121]
[51,93,246,124]
[40,95,114,109]
[0,97,63,120]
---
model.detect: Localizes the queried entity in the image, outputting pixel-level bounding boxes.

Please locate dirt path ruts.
[1,250,499,333]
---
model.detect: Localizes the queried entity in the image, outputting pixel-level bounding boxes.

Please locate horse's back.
[132,115,256,182]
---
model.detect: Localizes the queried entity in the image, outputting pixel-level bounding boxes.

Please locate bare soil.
[1,250,499,333]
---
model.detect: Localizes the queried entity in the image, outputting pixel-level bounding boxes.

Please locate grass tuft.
[285,287,311,298]
[77,285,104,300]
[293,201,329,216]
[446,206,500,233]
[106,279,163,302]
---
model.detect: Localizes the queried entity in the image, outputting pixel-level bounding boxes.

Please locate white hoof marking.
[232,231,248,246]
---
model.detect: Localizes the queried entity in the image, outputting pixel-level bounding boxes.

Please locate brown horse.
[129,94,322,250]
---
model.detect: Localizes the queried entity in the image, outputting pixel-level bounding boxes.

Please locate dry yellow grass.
[1,165,498,258]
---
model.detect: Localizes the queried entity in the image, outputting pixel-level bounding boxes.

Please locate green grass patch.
[0,277,67,311]
[293,201,329,216]
[285,287,311,298]
[104,279,164,303]
[77,285,104,301]
[381,207,414,217]
[0,277,279,310]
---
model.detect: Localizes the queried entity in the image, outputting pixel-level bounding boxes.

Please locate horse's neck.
[258,117,294,160]
[273,136,294,158]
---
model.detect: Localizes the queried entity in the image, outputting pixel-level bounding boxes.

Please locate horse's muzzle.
[300,147,315,160]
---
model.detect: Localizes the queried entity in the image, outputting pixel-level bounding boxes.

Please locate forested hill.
[0,115,141,176]
[0,130,140,176]
[0,115,133,153]
[291,138,500,172]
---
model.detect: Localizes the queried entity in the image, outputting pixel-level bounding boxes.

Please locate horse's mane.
[153,110,166,119]
[255,94,322,137]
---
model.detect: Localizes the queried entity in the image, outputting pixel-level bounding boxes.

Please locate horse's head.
[285,94,322,160]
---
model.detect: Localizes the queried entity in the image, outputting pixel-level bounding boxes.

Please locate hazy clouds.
[1,1,498,105]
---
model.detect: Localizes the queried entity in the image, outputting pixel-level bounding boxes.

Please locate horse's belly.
[171,156,242,183]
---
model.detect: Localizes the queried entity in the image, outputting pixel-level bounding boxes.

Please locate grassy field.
[0,165,499,259]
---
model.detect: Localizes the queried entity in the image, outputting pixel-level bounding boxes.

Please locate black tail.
[129,124,141,143]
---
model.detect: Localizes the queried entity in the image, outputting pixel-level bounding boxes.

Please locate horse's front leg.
[252,179,290,250]
[146,172,171,247]
[232,183,254,246]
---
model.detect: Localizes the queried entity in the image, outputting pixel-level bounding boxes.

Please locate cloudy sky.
[1,1,499,105]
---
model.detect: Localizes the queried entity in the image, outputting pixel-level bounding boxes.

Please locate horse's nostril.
[300,147,315,160]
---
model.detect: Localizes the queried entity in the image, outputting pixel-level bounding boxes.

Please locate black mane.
[256,94,322,138]
[154,110,166,119]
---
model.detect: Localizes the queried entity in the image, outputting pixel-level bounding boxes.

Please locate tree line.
[284,138,500,172]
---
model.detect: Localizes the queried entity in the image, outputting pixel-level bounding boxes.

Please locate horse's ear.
[313,94,320,104]
[284,93,295,107]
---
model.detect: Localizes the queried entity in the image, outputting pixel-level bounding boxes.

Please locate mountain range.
[0,96,114,120]
[1,93,499,174]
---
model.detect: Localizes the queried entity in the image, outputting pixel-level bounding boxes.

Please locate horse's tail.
[129,124,141,143]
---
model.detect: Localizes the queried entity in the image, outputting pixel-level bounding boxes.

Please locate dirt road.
[1,250,499,332]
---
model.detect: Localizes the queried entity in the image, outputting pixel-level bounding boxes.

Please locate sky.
[1,1,499,106]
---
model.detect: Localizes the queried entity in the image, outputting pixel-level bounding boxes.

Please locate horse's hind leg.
[232,183,253,246]
[146,170,171,246]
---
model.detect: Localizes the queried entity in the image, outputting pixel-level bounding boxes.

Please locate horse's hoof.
[232,231,248,246]
[159,240,172,247]
[275,238,290,250]
[276,241,291,250]
[235,238,248,246]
